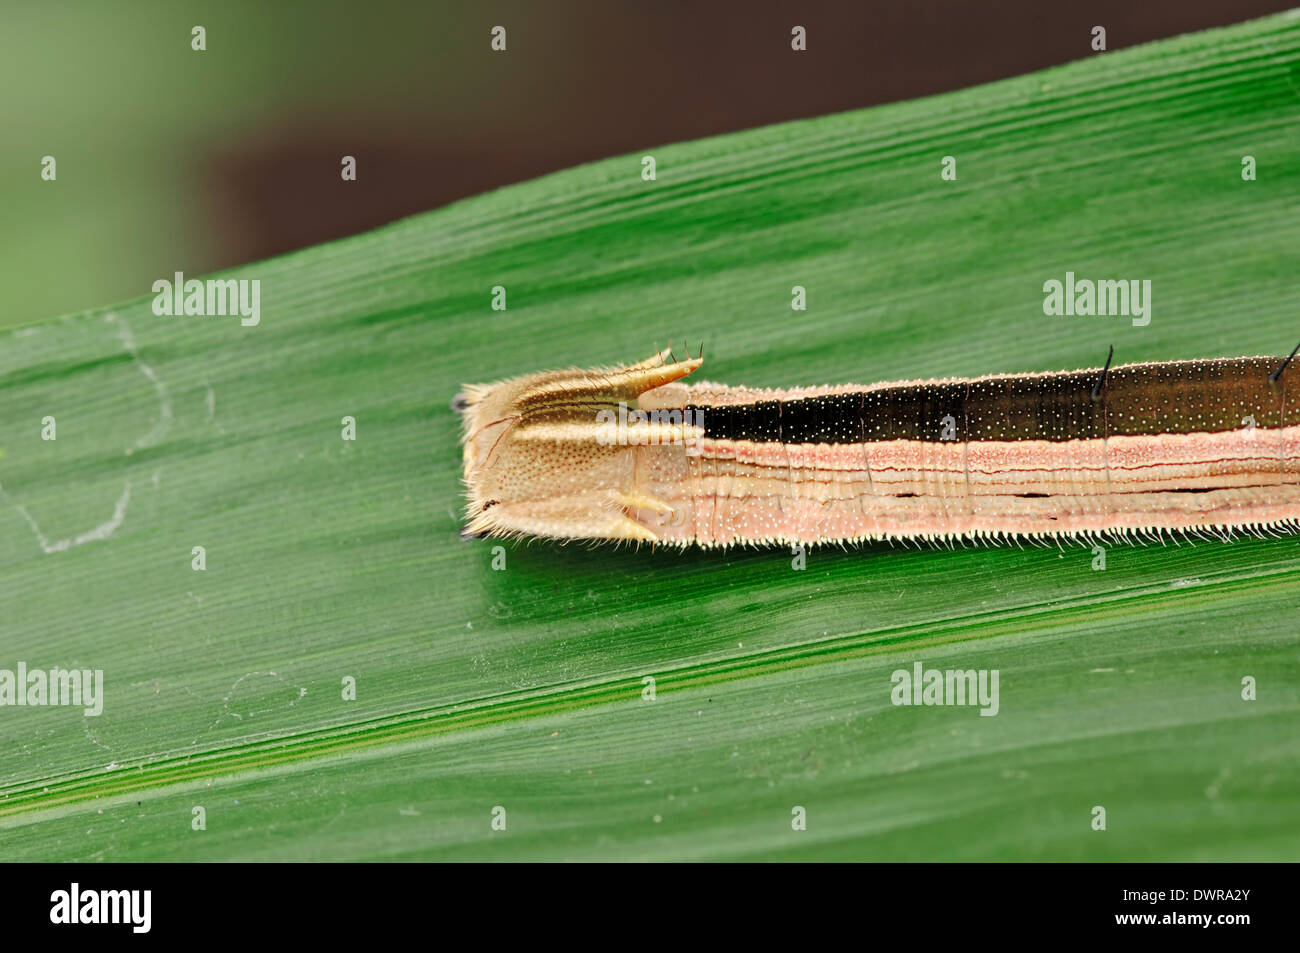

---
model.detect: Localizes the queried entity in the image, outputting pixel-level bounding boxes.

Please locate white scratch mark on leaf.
[203,380,226,433]
[211,671,307,729]
[105,312,172,453]
[1,480,131,553]
[84,722,113,752]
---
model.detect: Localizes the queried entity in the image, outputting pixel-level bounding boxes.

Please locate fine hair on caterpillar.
[457,347,1300,548]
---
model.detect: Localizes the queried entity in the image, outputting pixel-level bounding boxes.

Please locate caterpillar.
[457,347,1300,547]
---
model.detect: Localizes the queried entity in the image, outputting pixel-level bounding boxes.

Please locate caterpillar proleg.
[458,348,1300,547]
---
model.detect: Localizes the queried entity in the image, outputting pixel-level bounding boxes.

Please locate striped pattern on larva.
[457,348,1300,547]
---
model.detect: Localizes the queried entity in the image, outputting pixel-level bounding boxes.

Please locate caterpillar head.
[455,348,704,543]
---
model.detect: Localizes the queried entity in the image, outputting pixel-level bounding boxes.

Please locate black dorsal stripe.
[683,358,1283,444]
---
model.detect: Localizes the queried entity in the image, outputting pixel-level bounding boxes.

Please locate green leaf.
[3,12,1298,860]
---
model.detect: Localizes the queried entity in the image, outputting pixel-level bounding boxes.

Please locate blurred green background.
[3,0,1293,329]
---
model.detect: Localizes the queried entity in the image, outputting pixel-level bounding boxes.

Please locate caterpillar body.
[458,348,1300,547]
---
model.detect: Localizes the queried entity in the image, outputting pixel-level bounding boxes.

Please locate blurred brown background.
[2,0,1292,327]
